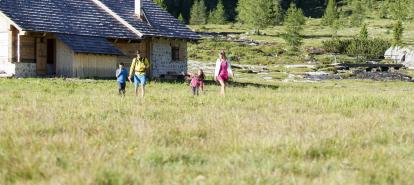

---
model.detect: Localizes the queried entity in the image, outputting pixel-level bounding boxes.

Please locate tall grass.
[0,78,414,185]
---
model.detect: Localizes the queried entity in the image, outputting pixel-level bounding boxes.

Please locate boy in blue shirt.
[116,63,128,95]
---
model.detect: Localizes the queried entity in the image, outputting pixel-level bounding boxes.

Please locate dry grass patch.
[0,78,414,185]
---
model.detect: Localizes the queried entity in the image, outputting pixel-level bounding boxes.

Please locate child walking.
[183,69,205,96]
[116,63,128,96]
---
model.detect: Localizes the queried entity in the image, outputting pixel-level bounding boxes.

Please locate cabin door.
[46,39,56,75]
[36,38,47,75]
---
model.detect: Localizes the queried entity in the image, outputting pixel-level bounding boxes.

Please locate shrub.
[322,38,391,60]
[346,38,391,59]
[322,39,351,54]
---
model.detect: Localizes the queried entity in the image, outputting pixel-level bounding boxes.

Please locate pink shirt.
[190,75,203,87]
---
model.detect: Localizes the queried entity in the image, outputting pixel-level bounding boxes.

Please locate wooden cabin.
[0,0,199,78]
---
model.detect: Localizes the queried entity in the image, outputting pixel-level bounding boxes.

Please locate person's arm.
[146,58,151,70]
[227,59,234,78]
[214,59,220,81]
[116,69,120,78]
[128,59,136,81]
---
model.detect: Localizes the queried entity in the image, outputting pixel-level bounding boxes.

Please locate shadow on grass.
[302,34,350,39]
[153,79,280,90]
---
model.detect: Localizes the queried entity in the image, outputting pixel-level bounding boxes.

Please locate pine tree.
[331,11,345,38]
[209,0,227,24]
[359,23,368,40]
[322,0,337,26]
[153,0,167,10]
[412,1,414,19]
[237,0,281,34]
[388,0,410,20]
[283,3,306,53]
[412,1,414,20]
[178,13,185,24]
[379,2,388,19]
[272,0,283,25]
[190,0,207,25]
[350,0,365,27]
[392,20,404,46]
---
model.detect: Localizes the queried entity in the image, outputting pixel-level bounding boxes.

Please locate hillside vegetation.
[186,0,414,65]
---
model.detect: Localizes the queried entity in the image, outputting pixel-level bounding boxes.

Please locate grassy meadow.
[1,78,414,184]
[189,18,414,65]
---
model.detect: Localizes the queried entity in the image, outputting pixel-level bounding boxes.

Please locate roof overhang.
[0,11,23,32]
[55,33,125,56]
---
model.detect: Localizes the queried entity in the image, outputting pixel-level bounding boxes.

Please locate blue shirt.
[116,68,128,83]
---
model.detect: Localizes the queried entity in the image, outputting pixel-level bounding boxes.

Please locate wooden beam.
[17,34,20,63]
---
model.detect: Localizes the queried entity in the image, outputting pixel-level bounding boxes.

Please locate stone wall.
[151,39,187,78]
[15,63,36,77]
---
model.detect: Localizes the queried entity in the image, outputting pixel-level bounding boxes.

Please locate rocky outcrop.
[385,46,414,69]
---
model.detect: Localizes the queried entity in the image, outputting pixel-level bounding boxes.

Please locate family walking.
[116,50,234,97]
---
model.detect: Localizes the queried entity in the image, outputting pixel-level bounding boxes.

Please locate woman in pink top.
[214,51,234,96]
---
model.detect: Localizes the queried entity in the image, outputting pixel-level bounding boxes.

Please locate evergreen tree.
[322,0,337,26]
[154,0,167,10]
[359,23,368,40]
[190,0,207,25]
[331,11,345,38]
[350,0,365,27]
[411,1,414,20]
[237,0,282,34]
[392,20,404,46]
[209,0,227,24]
[388,0,410,20]
[283,3,306,53]
[379,2,388,19]
[272,0,284,25]
[178,13,185,24]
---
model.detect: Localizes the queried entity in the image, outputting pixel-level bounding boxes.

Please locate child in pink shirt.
[183,69,205,96]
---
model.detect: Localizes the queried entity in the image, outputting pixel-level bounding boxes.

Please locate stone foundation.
[151,40,187,78]
[15,63,36,77]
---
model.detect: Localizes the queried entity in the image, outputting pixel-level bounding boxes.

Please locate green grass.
[1,78,414,184]
[189,18,414,64]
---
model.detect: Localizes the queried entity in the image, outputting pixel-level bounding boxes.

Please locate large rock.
[385,46,414,69]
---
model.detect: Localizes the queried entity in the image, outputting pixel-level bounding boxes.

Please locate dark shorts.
[118,82,126,90]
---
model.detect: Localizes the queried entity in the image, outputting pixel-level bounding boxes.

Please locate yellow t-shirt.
[129,57,150,77]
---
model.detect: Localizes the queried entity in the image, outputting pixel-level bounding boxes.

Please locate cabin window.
[20,36,36,63]
[171,46,180,61]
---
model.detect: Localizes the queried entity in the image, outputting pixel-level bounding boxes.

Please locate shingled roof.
[55,34,124,55]
[0,0,138,39]
[0,0,200,40]
[99,0,200,40]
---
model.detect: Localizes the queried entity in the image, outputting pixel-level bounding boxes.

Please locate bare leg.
[140,85,145,98]
[135,86,139,96]
[199,84,204,95]
[219,80,225,96]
